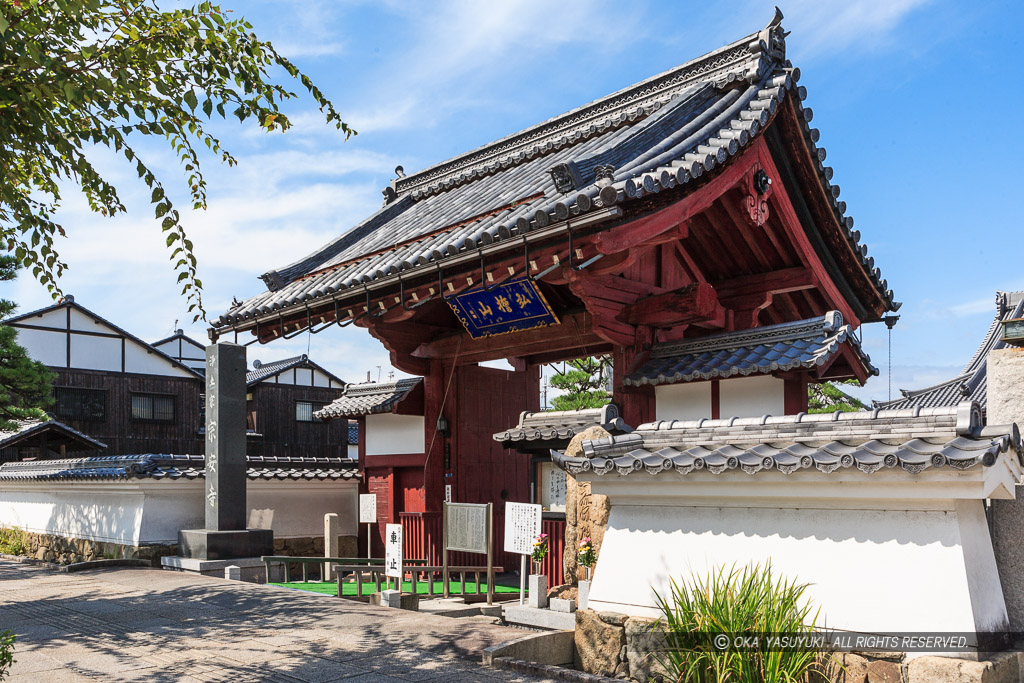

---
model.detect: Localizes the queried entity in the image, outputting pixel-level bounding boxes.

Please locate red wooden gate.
[400,511,565,586]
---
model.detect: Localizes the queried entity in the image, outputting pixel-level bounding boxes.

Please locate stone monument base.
[177,528,274,561]
[161,555,278,583]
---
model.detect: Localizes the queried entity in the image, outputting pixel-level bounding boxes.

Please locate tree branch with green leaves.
[0,0,354,321]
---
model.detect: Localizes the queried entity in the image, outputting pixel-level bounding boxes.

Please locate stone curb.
[0,553,150,572]
[490,656,621,682]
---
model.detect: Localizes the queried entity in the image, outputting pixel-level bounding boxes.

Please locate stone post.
[177,342,273,561]
[205,342,248,531]
[325,513,339,579]
[988,348,1024,630]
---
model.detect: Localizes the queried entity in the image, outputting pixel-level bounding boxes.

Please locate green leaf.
[151,187,165,203]
[184,90,198,111]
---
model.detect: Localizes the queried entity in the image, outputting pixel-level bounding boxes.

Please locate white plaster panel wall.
[69,308,102,331]
[0,486,145,545]
[588,504,983,635]
[313,370,331,388]
[124,342,193,377]
[247,481,358,538]
[138,485,203,544]
[655,382,712,421]
[70,334,122,371]
[365,414,425,455]
[298,368,314,386]
[14,327,67,366]
[0,481,359,546]
[347,444,359,459]
[956,499,1010,631]
[276,372,294,385]
[719,375,785,417]
[20,309,67,329]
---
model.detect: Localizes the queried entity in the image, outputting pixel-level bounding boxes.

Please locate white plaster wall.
[19,308,66,329]
[655,382,712,421]
[719,375,785,417]
[365,414,424,455]
[956,499,1010,631]
[69,308,102,331]
[0,480,360,546]
[0,485,145,545]
[14,327,67,367]
[313,370,331,388]
[248,481,358,538]
[347,444,359,459]
[70,334,121,371]
[124,342,193,377]
[276,372,294,385]
[587,503,995,635]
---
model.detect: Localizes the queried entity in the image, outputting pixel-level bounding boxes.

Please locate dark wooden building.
[213,11,898,572]
[245,354,349,459]
[4,299,351,460]
[5,297,206,455]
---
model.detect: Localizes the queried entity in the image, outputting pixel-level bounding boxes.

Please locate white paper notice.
[503,502,542,555]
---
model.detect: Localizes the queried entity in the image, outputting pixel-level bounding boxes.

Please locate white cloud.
[780,0,933,58]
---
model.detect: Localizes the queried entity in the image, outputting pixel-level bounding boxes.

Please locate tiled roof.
[315,378,422,419]
[213,10,894,333]
[0,454,360,482]
[245,354,345,387]
[552,401,1021,478]
[493,404,631,446]
[625,311,875,387]
[875,291,1024,411]
[0,419,107,452]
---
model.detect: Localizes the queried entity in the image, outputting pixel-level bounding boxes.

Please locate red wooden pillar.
[423,359,453,514]
[612,343,655,428]
[783,374,809,414]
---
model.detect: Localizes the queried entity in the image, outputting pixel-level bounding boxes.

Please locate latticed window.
[131,393,175,423]
[53,387,106,422]
[296,401,327,422]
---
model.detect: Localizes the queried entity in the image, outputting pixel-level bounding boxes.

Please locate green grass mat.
[272,580,521,597]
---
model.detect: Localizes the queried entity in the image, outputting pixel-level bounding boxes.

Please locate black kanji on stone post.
[177,342,273,561]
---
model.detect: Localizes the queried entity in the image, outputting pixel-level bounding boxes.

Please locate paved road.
[0,560,553,682]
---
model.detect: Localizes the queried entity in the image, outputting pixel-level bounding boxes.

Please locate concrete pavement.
[0,559,555,682]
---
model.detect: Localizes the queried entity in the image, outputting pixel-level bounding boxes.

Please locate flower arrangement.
[578,537,596,568]
[531,532,549,564]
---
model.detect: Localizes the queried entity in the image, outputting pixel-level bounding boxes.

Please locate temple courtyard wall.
[0,478,358,566]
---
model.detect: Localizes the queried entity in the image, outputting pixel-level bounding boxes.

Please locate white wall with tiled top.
[654,375,786,421]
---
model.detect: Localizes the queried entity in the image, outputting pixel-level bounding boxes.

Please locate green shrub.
[0,630,15,680]
[653,562,833,683]
[0,527,26,556]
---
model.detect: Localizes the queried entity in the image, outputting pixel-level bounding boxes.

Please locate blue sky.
[6,0,1023,404]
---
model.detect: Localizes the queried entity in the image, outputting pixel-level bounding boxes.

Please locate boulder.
[574,608,625,677]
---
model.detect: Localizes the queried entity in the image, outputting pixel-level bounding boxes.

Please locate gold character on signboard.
[496,295,512,314]
[515,291,532,309]
[478,303,493,318]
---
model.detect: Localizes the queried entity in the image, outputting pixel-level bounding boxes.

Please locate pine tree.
[549,356,612,411]
[807,379,864,414]
[0,256,53,430]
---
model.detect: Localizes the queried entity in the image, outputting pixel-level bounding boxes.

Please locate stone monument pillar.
[177,342,273,561]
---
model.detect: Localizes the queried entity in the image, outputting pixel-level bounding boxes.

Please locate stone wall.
[4,531,358,570]
[16,530,176,567]
[563,426,611,584]
[573,608,1024,683]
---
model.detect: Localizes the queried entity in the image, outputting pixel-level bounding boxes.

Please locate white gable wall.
[10,305,196,378]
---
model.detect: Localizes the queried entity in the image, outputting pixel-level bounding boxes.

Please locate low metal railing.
[331,564,505,599]
[260,555,428,584]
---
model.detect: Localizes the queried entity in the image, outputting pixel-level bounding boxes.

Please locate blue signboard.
[446,278,560,339]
